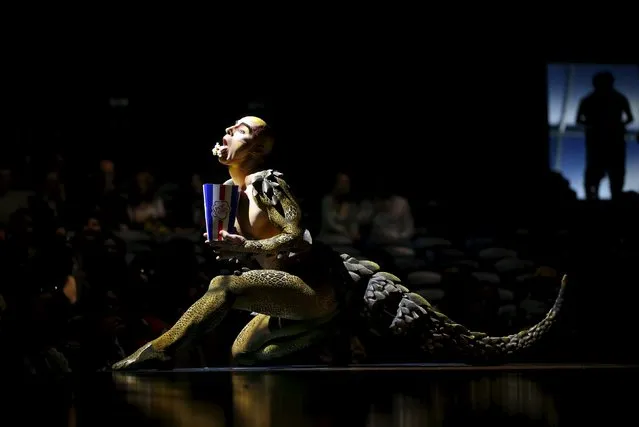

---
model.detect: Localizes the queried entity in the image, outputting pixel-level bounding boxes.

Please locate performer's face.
[219,116,268,166]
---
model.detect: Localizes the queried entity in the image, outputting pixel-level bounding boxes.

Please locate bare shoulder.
[246,169,302,221]
[246,169,295,202]
[246,169,289,186]
[246,169,309,240]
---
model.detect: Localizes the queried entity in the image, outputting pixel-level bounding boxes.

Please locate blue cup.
[203,183,240,241]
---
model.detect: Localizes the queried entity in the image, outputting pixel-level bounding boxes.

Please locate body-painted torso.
[235,183,277,268]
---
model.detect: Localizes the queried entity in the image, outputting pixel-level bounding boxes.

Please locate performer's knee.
[208,275,233,293]
[231,340,252,364]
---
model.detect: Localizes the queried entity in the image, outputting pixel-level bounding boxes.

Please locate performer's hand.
[219,230,246,244]
[204,232,247,263]
[203,231,246,248]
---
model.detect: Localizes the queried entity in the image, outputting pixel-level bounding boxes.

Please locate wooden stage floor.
[24,363,639,426]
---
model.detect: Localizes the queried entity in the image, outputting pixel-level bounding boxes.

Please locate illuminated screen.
[547,63,639,199]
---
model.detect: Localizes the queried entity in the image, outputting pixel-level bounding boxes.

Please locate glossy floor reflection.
[75,365,637,426]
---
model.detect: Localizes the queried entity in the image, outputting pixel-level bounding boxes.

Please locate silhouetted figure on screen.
[576,71,634,200]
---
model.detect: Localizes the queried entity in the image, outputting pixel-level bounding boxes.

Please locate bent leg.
[112,280,234,370]
[230,270,337,319]
[112,270,337,370]
[231,312,338,365]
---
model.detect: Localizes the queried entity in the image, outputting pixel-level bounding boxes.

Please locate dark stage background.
[2,50,638,372]
[4,59,550,204]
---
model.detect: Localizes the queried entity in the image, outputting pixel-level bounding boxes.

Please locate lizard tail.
[391,275,567,359]
[341,254,568,361]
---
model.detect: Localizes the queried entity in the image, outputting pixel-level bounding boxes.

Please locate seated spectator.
[91,160,129,231]
[163,172,205,231]
[0,168,34,225]
[126,171,167,233]
[316,172,361,252]
[28,171,68,231]
[361,179,415,256]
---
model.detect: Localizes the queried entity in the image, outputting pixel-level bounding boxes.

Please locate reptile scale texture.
[112,117,567,370]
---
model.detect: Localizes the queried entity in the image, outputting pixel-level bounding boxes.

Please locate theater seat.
[478,247,517,261]
[449,259,480,270]
[498,288,515,302]
[440,248,465,259]
[412,237,452,250]
[494,257,534,274]
[407,271,442,288]
[415,288,445,303]
[471,272,501,285]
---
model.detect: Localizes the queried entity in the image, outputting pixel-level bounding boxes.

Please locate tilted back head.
[220,116,275,166]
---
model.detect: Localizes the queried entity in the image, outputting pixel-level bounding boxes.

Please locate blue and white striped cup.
[203,183,240,241]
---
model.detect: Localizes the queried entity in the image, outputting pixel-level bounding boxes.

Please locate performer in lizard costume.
[112,116,567,370]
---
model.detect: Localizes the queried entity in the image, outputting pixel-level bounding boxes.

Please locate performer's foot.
[111,342,170,371]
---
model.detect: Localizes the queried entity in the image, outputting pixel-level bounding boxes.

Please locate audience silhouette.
[576,71,634,200]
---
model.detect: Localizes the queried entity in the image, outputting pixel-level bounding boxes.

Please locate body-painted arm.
[244,170,307,254]
[215,170,309,255]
